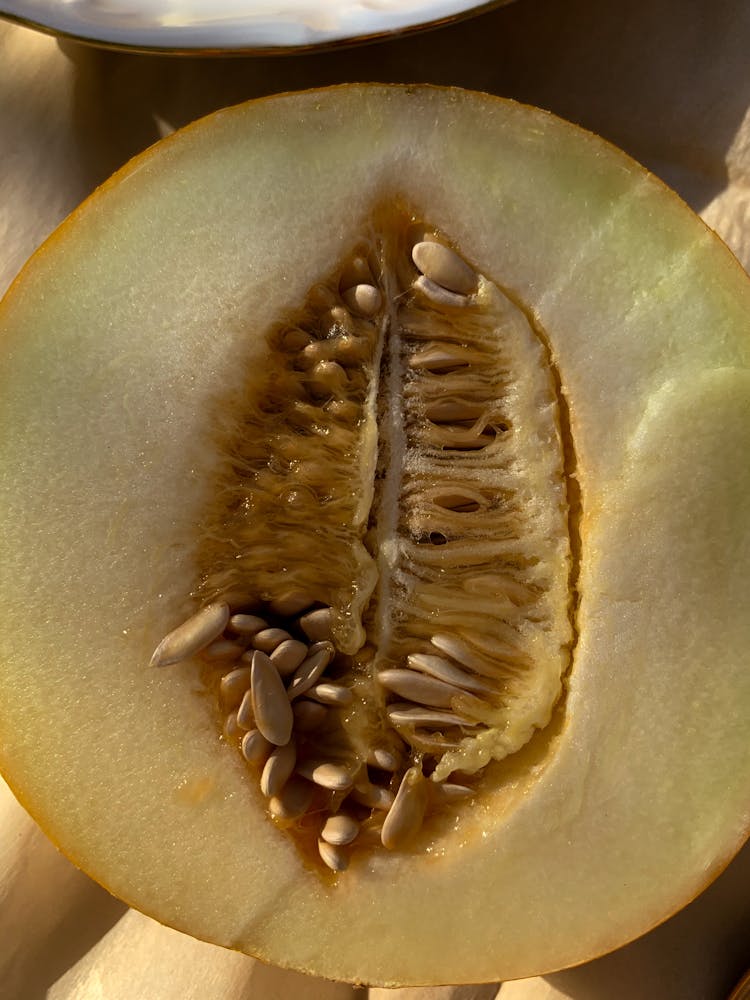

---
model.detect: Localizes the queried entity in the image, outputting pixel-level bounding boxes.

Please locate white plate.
[1,0,504,51]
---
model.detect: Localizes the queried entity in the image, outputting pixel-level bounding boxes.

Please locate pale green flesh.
[0,86,749,985]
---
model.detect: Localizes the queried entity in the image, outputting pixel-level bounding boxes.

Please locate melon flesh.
[0,85,749,986]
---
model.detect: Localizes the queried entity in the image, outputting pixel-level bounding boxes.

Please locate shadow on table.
[19,885,127,1000]
[59,0,750,214]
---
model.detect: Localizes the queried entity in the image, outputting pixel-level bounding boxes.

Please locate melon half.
[0,85,749,987]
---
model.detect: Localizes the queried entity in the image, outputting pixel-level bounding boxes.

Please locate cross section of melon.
[0,85,749,986]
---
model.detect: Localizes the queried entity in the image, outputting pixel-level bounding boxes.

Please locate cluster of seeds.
[151,593,478,871]
[150,221,575,872]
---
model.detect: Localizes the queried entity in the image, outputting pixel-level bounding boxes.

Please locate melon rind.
[0,85,749,985]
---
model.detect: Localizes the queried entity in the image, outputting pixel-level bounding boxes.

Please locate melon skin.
[0,85,749,986]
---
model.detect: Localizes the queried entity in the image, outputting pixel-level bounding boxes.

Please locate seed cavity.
[151,217,577,875]
[267,592,314,618]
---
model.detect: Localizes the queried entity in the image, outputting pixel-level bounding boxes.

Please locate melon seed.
[351,782,395,812]
[228,614,268,636]
[286,647,334,701]
[299,608,334,642]
[219,666,253,711]
[321,813,360,846]
[291,699,329,732]
[297,761,354,792]
[413,275,470,308]
[318,838,349,872]
[222,711,242,745]
[342,284,382,316]
[412,240,478,295]
[406,653,495,696]
[268,776,315,820]
[250,651,294,746]
[241,729,273,766]
[378,668,467,709]
[202,638,247,662]
[430,782,474,803]
[252,628,291,653]
[381,766,429,850]
[306,683,353,707]
[149,602,229,667]
[386,704,477,729]
[260,740,297,797]
[366,748,399,772]
[270,639,309,677]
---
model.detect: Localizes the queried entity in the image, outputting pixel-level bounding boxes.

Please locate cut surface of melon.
[0,85,749,986]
